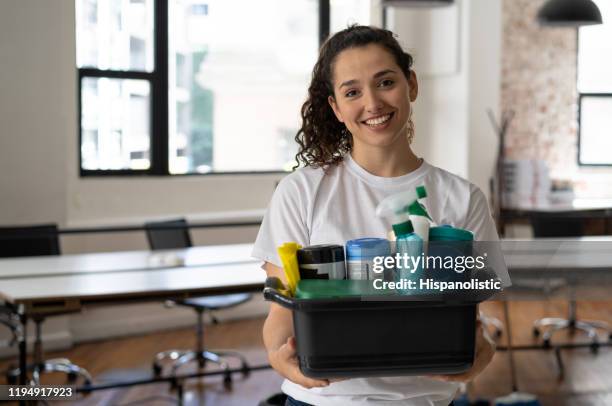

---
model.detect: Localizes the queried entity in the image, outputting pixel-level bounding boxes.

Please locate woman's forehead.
[332,44,399,84]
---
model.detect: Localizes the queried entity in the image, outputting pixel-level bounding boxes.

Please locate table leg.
[19,312,28,385]
[502,297,519,393]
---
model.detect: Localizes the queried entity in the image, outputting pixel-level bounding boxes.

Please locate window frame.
[576,23,612,167]
[78,0,330,177]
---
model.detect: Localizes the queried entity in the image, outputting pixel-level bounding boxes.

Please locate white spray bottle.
[375,186,434,241]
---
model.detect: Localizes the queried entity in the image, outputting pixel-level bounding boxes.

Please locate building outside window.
[577,0,612,166]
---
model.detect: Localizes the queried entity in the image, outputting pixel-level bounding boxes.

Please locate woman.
[252,25,496,406]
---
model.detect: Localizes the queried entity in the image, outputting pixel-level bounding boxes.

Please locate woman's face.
[328,44,418,151]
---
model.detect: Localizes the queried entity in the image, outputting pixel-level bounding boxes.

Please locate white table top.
[0,243,264,308]
[0,243,256,280]
[503,198,612,212]
[501,237,612,273]
[0,262,266,304]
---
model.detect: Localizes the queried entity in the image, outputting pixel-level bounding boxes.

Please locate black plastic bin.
[263,277,482,379]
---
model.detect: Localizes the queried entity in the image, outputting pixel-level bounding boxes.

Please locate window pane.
[76,0,154,71]
[331,0,371,34]
[579,96,612,165]
[81,77,151,170]
[578,0,612,93]
[168,0,319,174]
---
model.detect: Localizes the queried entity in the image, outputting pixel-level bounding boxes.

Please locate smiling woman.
[253,25,499,406]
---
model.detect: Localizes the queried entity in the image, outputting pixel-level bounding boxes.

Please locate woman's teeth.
[365,113,392,126]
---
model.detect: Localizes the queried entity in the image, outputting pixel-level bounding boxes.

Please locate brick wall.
[501,0,578,179]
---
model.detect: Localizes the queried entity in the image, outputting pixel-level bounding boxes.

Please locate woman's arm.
[262,262,329,388]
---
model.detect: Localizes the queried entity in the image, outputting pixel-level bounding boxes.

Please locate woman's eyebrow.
[338,69,397,89]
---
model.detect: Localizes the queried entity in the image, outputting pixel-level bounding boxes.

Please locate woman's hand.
[429,320,496,383]
[268,336,330,389]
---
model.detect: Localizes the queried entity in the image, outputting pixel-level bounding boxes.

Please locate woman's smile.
[362,112,395,131]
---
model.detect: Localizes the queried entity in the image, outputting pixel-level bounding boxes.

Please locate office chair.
[0,224,92,386]
[1,304,22,350]
[530,215,612,351]
[144,219,251,389]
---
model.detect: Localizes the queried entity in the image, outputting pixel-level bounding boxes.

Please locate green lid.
[416,185,427,199]
[295,279,390,299]
[429,226,474,241]
[406,201,433,221]
[392,220,414,237]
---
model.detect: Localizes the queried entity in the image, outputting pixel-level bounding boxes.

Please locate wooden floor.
[2,300,612,405]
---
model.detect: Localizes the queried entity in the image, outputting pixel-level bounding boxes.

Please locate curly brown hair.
[293,25,414,169]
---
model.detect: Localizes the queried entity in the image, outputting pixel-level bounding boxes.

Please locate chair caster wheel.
[495,329,503,338]
[67,372,78,383]
[153,363,163,377]
[590,342,599,354]
[543,338,551,348]
[532,327,540,337]
[223,372,233,391]
[81,380,93,395]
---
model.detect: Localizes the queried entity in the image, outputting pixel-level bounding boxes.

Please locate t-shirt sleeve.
[251,176,310,268]
[463,186,499,241]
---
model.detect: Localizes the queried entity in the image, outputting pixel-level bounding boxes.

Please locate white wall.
[467,0,502,197]
[382,0,501,195]
[0,1,71,226]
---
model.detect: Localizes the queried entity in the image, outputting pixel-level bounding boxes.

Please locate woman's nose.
[364,90,383,113]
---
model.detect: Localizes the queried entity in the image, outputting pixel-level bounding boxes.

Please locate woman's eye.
[379,79,394,87]
[345,90,359,98]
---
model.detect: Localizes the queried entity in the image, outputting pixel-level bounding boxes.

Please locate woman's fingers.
[286,367,330,388]
[275,336,329,388]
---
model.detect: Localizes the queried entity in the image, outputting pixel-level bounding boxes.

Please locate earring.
[407,111,415,145]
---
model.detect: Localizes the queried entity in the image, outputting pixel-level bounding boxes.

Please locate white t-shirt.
[252,154,500,406]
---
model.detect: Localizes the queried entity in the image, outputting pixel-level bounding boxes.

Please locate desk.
[500,199,612,236]
[0,244,266,389]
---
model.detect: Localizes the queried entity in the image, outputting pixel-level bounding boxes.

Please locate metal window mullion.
[78,68,155,80]
[319,0,330,45]
[151,0,169,175]
[78,69,156,176]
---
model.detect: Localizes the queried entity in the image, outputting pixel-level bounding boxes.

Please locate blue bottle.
[393,220,425,295]
[345,238,390,281]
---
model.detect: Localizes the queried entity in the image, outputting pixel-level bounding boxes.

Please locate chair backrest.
[144,218,193,250]
[530,214,584,237]
[0,224,61,258]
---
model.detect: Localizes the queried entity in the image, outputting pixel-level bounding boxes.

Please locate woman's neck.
[350,141,421,178]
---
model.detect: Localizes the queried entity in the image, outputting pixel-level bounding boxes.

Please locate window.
[76,0,329,175]
[577,0,612,166]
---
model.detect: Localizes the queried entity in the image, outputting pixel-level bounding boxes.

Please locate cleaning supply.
[346,238,390,280]
[427,225,474,284]
[297,244,346,280]
[376,185,434,242]
[393,221,424,294]
[277,242,302,295]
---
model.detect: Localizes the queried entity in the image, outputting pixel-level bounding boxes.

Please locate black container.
[263,277,480,379]
[297,244,346,280]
